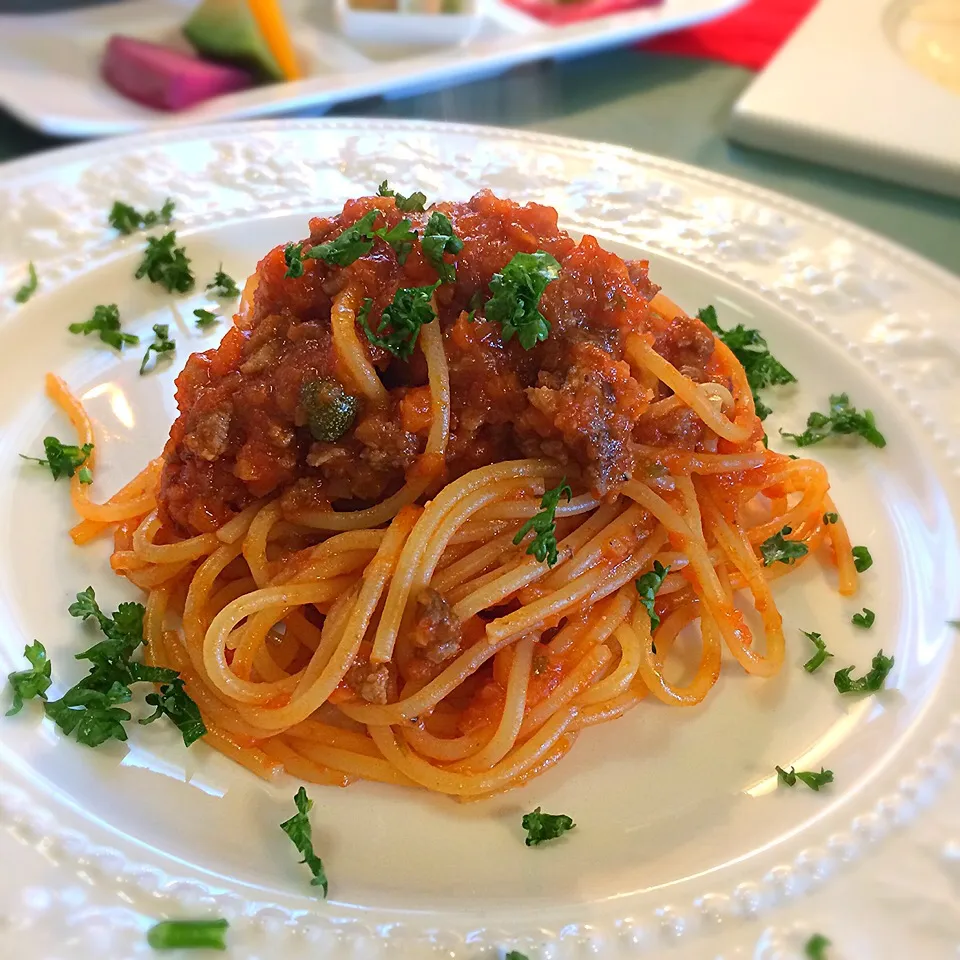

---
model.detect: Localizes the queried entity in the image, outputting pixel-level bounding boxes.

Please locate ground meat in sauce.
[411,588,462,664]
[158,190,734,535]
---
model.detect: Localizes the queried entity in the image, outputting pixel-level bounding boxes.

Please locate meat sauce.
[159,190,728,536]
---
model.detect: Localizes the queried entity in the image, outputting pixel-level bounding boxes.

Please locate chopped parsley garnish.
[521,806,576,846]
[373,218,418,265]
[421,211,463,284]
[759,526,808,566]
[6,641,52,716]
[852,545,873,573]
[377,180,427,212]
[140,678,207,747]
[505,953,530,960]
[280,786,328,895]
[140,323,176,375]
[284,242,305,279]
[635,560,670,633]
[823,512,838,525]
[851,607,875,629]
[40,587,204,748]
[206,265,240,298]
[513,479,572,567]
[484,250,561,350]
[68,303,139,351]
[834,650,894,694]
[306,209,378,267]
[804,934,831,960]
[14,262,38,304]
[146,918,229,951]
[135,231,194,294]
[698,305,795,420]
[108,198,175,235]
[193,308,219,329]
[802,630,833,673]
[781,393,886,448]
[358,283,438,360]
[21,436,94,483]
[776,765,834,791]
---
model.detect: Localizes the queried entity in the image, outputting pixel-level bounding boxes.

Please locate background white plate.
[728,0,960,201]
[1,119,960,960]
[0,0,742,139]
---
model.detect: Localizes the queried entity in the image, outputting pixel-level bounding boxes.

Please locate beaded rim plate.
[0,120,959,960]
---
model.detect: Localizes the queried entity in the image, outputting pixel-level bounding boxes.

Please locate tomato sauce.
[158,191,721,535]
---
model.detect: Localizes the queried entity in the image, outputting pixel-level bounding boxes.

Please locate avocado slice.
[183,0,284,83]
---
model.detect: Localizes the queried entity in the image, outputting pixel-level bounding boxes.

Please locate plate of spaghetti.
[1,120,959,960]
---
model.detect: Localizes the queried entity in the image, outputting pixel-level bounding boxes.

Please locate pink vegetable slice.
[101,34,254,112]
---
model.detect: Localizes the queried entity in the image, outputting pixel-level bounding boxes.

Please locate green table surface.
[2,49,959,277]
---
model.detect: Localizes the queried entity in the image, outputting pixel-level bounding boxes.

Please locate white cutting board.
[728,0,960,200]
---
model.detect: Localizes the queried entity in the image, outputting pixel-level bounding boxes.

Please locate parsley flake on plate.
[697,305,796,420]
[804,933,831,960]
[20,436,94,483]
[759,525,808,566]
[484,250,560,350]
[635,560,670,634]
[108,198,175,235]
[802,630,833,673]
[306,209,378,267]
[781,393,886,448]
[522,806,576,846]
[146,918,229,951]
[68,303,139,351]
[206,265,240,298]
[135,231,195,294]
[513,479,572,567]
[140,677,206,747]
[834,650,894,694]
[280,786,328,895]
[41,587,205,748]
[140,323,176,375]
[851,607,875,629]
[377,180,427,212]
[14,261,38,304]
[358,283,438,360]
[775,765,834,791]
[193,308,219,329]
[5,641,52,716]
[422,211,463,284]
[852,545,873,573]
[373,217,418,265]
[505,953,530,960]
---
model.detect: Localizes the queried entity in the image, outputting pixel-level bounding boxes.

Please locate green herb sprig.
[776,765,834,791]
[781,393,886,448]
[68,303,139,351]
[698,305,795,420]
[280,786,328,895]
[513,480,572,567]
[21,436,94,484]
[521,806,575,846]
[484,251,560,350]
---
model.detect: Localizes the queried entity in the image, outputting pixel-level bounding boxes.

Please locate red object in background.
[641,0,817,71]
[505,0,660,28]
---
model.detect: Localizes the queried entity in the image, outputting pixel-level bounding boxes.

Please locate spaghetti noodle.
[50,190,855,797]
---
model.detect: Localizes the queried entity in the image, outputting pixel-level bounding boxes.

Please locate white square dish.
[728,0,960,200]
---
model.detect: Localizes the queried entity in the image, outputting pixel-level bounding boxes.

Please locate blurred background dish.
[729,0,960,200]
[0,0,743,137]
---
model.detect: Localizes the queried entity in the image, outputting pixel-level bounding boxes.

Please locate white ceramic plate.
[0,0,743,139]
[1,119,960,960]
[728,0,960,201]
